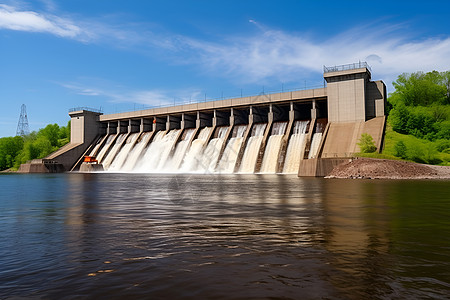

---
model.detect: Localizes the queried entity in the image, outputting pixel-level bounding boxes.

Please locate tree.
[357,133,377,153]
[394,141,407,159]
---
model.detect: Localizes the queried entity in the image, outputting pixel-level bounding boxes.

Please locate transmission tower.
[16,104,30,136]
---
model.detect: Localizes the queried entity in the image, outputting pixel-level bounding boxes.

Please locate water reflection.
[0,174,449,299]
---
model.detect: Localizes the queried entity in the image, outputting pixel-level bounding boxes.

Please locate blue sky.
[1,0,450,137]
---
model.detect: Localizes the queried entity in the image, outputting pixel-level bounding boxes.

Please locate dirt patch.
[326,157,450,179]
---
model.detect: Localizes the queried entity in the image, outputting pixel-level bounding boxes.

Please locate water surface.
[1,173,449,299]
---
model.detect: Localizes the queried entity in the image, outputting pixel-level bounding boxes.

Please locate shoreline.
[326,157,450,180]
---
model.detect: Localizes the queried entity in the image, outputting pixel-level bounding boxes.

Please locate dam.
[20,62,386,176]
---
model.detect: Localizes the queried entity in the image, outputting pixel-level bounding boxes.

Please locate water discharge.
[180,127,213,172]
[164,128,196,171]
[196,126,229,173]
[101,134,127,169]
[135,130,181,172]
[260,122,288,173]
[121,132,153,171]
[108,133,140,171]
[283,120,309,174]
[95,134,116,162]
[239,123,267,173]
[216,125,247,173]
[90,119,325,174]
[308,122,325,159]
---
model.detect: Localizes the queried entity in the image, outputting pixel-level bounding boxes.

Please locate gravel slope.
[326,158,450,179]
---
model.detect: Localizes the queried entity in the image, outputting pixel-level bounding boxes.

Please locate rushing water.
[283,120,309,174]
[216,125,247,174]
[1,173,449,299]
[239,124,267,173]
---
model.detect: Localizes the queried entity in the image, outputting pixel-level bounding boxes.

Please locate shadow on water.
[0,173,449,299]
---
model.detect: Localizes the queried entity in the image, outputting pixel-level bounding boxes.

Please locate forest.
[0,122,70,171]
[381,70,450,165]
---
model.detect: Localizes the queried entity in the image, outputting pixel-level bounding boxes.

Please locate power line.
[16,104,30,136]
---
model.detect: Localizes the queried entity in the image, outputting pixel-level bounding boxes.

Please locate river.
[0,173,449,299]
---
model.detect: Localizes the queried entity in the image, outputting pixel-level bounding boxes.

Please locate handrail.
[69,107,103,113]
[323,62,371,74]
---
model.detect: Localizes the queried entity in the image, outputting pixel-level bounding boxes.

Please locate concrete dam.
[20,62,387,176]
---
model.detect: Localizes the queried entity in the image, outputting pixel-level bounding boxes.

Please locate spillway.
[121,132,153,171]
[108,133,140,171]
[216,125,247,174]
[101,134,127,169]
[260,122,288,174]
[283,120,309,174]
[239,123,267,173]
[95,135,116,162]
[196,126,229,173]
[136,129,180,172]
[180,127,213,172]
[308,122,324,159]
[164,128,196,171]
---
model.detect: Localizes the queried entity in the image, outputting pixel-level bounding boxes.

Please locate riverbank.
[326,157,450,179]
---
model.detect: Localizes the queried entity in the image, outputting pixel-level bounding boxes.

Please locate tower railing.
[323,62,371,74]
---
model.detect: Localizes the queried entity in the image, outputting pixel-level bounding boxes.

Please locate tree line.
[0,122,70,171]
[386,70,450,164]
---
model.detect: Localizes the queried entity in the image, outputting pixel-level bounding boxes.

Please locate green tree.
[357,133,377,153]
[0,136,24,170]
[394,141,407,159]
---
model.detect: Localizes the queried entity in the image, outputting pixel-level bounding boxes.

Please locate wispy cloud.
[3,2,449,88]
[179,24,450,85]
[0,4,87,39]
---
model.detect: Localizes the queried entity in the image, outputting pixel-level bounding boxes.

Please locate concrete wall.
[325,67,370,123]
[69,110,103,144]
[40,109,103,171]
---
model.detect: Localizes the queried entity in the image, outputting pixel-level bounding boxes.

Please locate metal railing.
[69,107,103,113]
[101,83,326,115]
[323,62,371,74]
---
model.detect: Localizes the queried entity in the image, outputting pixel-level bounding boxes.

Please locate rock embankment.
[326,157,450,179]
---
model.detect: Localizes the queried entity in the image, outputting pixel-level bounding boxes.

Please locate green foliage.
[394,141,407,159]
[0,121,70,171]
[391,71,449,106]
[388,70,450,141]
[0,136,24,170]
[357,133,377,153]
[383,125,449,166]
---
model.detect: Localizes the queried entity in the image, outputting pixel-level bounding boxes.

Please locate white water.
[136,129,181,172]
[180,127,213,172]
[260,122,288,173]
[308,122,324,159]
[108,133,140,171]
[89,136,106,157]
[96,135,116,163]
[101,134,128,169]
[163,128,196,171]
[216,125,247,174]
[308,133,323,159]
[283,120,309,174]
[196,126,229,173]
[239,123,267,173]
[121,132,153,171]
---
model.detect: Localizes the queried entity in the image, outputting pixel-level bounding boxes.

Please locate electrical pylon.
[16,104,30,136]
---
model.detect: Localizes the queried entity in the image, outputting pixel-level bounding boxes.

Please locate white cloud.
[5,2,448,91]
[0,4,84,39]
[179,25,450,86]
